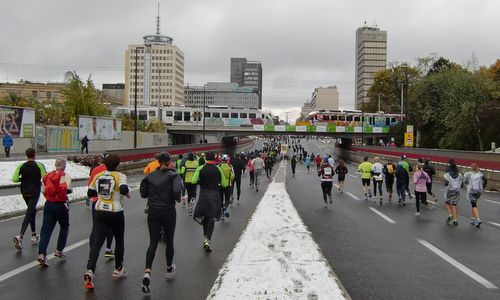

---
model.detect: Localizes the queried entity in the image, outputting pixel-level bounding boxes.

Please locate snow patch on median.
[207,180,347,299]
[0,159,90,187]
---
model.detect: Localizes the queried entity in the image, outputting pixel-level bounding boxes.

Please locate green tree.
[145,117,166,133]
[63,72,108,125]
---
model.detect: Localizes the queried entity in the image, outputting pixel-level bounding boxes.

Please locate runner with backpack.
[422,158,437,202]
[444,159,463,226]
[335,159,348,193]
[383,159,396,202]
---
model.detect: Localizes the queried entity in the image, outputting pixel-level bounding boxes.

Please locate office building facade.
[184,82,259,109]
[355,25,387,109]
[309,86,340,112]
[230,58,262,109]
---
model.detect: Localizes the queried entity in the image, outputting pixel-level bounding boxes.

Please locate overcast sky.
[1,0,499,121]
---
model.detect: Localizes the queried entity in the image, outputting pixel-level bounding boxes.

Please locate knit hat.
[157,152,171,163]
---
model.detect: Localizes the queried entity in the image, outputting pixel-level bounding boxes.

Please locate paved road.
[287,139,500,299]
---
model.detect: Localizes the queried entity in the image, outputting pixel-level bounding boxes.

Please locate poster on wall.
[0,105,35,138]
[78,115,122,140]
[47,127,80,152]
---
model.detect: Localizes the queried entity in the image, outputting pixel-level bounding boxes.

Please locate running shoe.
[84,270,94,290]
[13,235,22,251]
[476,219,482,228]
[165,264,176,281]
[104,249,115,259]
[31,233,39,243]
[223,207,230,218]
[112,266,128,279]
[446,215,453,224]
[142,272,151,294]
[54,250,66,258]
[324,202,328,208]
[470,218,476,225]
[414,212,420,216]
[203,239,212,252]
[452,219,458,226]
[37,254,49,267]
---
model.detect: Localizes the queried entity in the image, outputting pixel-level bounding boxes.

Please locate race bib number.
[96,200,113,212]
[324,167,333,176]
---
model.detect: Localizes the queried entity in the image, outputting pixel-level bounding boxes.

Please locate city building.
[355,24,387,109]
[125,10,184,107]
[184,82,259,109]
[309,86,339,111]
[0,80,66,103]
[102,83,125,106]
[230,58,263,109]
[300,101,311,118]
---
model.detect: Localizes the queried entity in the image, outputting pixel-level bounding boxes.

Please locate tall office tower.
[230,58,263,109]
[355,24,387,109]
[125,7,184,107]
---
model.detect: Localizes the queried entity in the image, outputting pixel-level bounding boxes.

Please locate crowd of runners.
[8,139,287,293]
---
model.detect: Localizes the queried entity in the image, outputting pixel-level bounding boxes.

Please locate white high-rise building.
[184,82,259,109]
[125,10,184,107]
[355,24,387,109]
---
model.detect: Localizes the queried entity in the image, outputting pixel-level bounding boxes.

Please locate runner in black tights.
[139,152,182,294]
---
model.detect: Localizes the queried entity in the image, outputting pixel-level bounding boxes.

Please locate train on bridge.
[303,109,403,127]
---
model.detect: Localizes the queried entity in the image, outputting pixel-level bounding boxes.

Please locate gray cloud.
[1,0,498,121]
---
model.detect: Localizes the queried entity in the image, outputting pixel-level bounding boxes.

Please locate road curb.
[0,197,87,221]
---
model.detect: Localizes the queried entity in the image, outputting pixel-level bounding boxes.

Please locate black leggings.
[426,181,434,196]
[249,171,254,186]
[321,181,333,202]
[202,217,214,240]
[232,176,242,199]
[90,201,113,249]
[266,167,272,179]
[415,191,428,212]
[20,192,40,236]
[185,183,197,203]
[291,165,296,175]
[87,211,124,271]
[385,178,394,194]
[146,208,176,269]
[373,179,383,197]
[220,186,231,208]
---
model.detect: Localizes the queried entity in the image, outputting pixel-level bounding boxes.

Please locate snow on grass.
[0,186,88,217]
[207,164,348,300]
[0,159,90,187]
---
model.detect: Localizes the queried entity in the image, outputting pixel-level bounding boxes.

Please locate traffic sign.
[404,132,414,147]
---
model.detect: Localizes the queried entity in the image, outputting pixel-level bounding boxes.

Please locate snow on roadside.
[0,159,90,187]
[207,166,347,299]
[0,186,88,217]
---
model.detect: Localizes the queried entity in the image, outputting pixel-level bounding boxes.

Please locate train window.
[249,113,256,118]
[369,117,374,125]
[347,116,352,121]
[184,112,190,121]
[174,111,182,121]
[391,117,396,123]
[332,115,338,121]
[339,116,345,121]
[205,112,211,118]
[385,117,390,126]
[240,113,247,118]
[231,113,238,118]
[324,115,330,121]
[149,111,156,117]
[213,112,220,118]
[166,111,173,117]
[139,111,148,121]
[222,113,229,118]
[354,116,360,122]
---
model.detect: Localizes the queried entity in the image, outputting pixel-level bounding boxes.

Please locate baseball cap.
[401,155,407,159]
[157,152,171,163]
[222,154,229,161]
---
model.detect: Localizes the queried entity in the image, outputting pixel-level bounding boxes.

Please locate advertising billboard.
[0,105,35,138]
[78,116,122,140]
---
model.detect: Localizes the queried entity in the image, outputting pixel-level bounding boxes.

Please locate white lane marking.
[488,221,500,228]
[369,207,396,224]
[0,239,89,283]
[417,239,497,289]
[346,192,361,201]
[208,163,347,299]
[484,199,500,205]
[348,174,357,179]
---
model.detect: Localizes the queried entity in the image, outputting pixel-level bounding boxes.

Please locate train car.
[304,110,403,127]
[111,106,274,127]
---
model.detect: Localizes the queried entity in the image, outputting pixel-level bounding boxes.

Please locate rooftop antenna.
[156,3,160,35]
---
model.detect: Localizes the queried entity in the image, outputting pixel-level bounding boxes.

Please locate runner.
[383,159,396,202]
[463,163,487,228]
[84,154,130,290]
[219,154,235,220]
[139,152,182,294]
[318,157,334,208]
[398,155,414,199]
[395,161,409,206]
[315,155,322,172]
[191,152,228,252]
[12,148,47,251]
[444,160,463,226]
[88,153,114,260]
[184,152,199,216]
[265,154,273,179]
[290,155,297,177]
[422,158,437,201]
[143,153,161,175]
[335,159,348,193]
[305,155,312,174]
[252,154,265,192]
[371,156,384,205]
[248,155,255,188]
[37,158,71,267]
[412,164,432,216]
[231,153,244,201]
[357,156,373,201]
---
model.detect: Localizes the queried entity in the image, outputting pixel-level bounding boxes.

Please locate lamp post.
[361,110,364,145]
[378,94,382,112]
[399,80,404,119]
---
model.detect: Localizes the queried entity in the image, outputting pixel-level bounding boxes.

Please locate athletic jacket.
[140,168,182,210]
[12,160,46,195]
